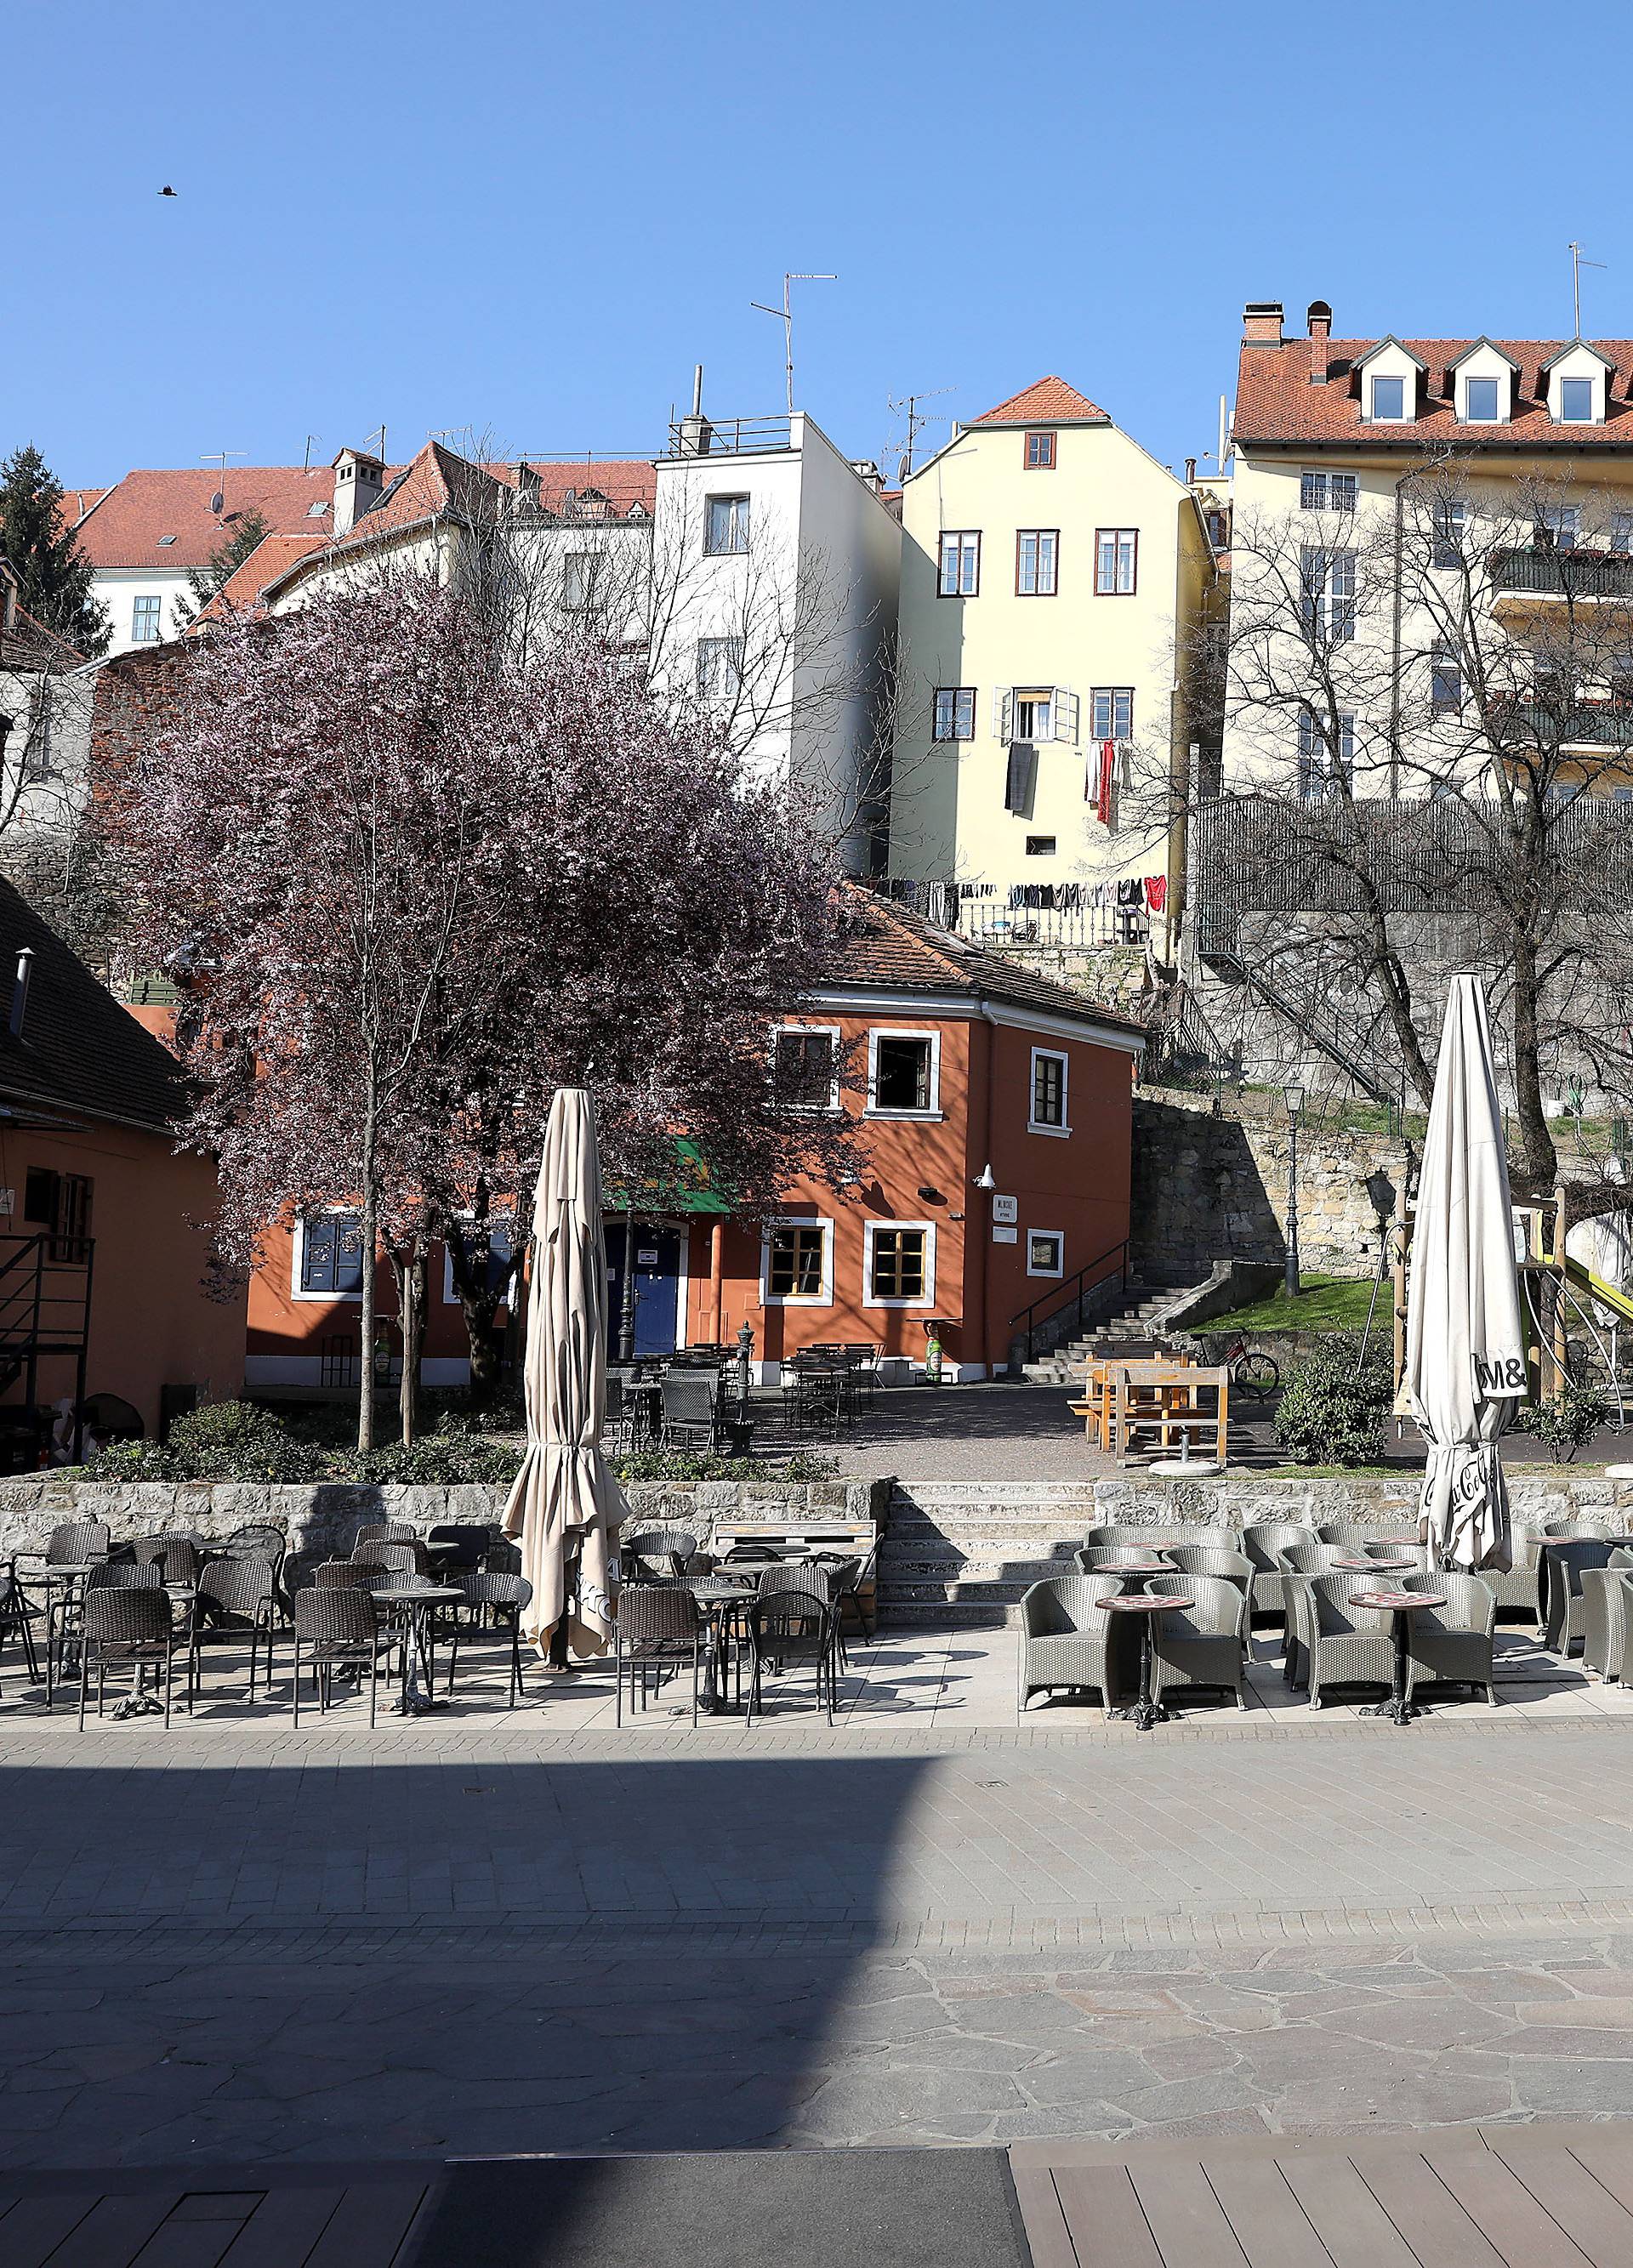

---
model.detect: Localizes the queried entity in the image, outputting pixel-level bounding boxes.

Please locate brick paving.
[7,1629,1633,2167]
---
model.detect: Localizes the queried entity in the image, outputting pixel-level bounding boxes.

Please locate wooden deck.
[1011,2122,1633,2268]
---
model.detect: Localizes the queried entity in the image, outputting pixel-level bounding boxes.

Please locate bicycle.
[1221,1334,1280,1401]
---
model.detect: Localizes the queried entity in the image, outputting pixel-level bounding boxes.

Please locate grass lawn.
[1204,1271,1380,1335]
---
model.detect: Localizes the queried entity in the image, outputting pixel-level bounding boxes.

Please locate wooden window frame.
[1028,1047,1071,1137]
[1016,529,1060,597]
[938,530,981,598]
[760,1217,835,1307]
[1094,527,1138,596]
[932,686,976,742]
[863,1219,936,1310]
[1023,431,1056,469]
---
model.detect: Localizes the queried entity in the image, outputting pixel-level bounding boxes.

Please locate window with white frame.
[772,1025,839,1110]
[1558,377,1595,423]
[704,494,750,554]
[868,1030,938,1114]
[562,552,600,610]
[1611,509,1633,556]
[697,635,744,699]
[1094,527,1137,594]
[1029,1048,1069,1132]
[1368,374,1407,421]
[1090,687,1133,742]
[1535,504,1579,553]
[297,1210,364,1297]
[1027,1229,1065,1278]
[1463,376,1501,423]
[999,687,1078,743]
[1300,545,1356,641]
[932,686,976,741]
[939,530,980,596]
[1013,690,1052,741]
[1298,708,1355,800]
[1016,529,1058,595]
[865,1221,933,1306]
[441,1217,517,1305]
[131,596,162,642]
[1300,470,1356,512]
[761,1219,833,1304]
[1430,643,1463,714]
[1431,499,1467,571]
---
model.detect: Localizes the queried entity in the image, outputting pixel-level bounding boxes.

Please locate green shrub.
[1273,1335,1394,1468]
[611,1449,839,1483]
[349,1415,522,1486]
[1511,1382,1611,1464]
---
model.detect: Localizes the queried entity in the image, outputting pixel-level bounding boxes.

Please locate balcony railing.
[1499,699,1633,747]
[1491,548,1633,600]
[663,414,797,460]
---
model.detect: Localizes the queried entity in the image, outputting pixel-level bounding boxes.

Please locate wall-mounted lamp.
[972,1162,997,1191]
[917,1185,945,1205]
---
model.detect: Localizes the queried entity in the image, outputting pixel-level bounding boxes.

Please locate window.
[1300,546,1357,641]
[1095,527,1137,594]
[1464,376,1500,422]
[1030,1048,1069,1132]
[869,1031,937,1113]
[1431,499,1466,571]
[866,1222,931,1306]
[704,494,749,554]
[1431,643,1463,714]
[696,635,744,699]
[1090,687,1134,742]
[131,596,162,642]
[939,530,980,596]
[1013,691,1052,741]
[1559,377,1595,423]
[156,533,177,546]
[1024,834,1056,856]
[1300,470,1356,512]
[305,500,328,517]
[1536,504,1579,553]
[1368,374,1406,421]
[1027,1230,1065,1278]
[1297,708,1355,800]
[299,1211,365,1297]
[1024,431,1055,469]
[23,1168,93,1261]
[773,1026,839,1110]
[932,686,976,741]
[763,1219,833,1304]
[441,1218,517,1305]
[1611,509,1633,556]
[562,552,600,610]
[1016,529,1058,595]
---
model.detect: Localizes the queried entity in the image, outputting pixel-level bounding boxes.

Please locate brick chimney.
[1243,301,1284,347]
[332,446,385,538]
[1307,299,1333,384]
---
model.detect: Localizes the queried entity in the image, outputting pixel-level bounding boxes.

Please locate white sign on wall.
[992,1225,1018,1244]
[992,1195,1018,1225]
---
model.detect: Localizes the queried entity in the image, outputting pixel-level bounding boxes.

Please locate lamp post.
[1283,1083,1305,1298]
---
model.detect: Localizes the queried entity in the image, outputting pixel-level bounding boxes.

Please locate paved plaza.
[7,1620,1633,2172]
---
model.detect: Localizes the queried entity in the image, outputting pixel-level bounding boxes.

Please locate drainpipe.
[1389,473,1408,799]
[707,1217,725,1341]
[973,1004,1002,1375]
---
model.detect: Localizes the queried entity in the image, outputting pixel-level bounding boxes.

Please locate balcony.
[1491,546,1633,611]
[663,413,798,460]
[1498,698,1633,748]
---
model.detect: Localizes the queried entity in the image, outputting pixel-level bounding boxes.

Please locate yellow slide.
[1541,1248,1633,1327]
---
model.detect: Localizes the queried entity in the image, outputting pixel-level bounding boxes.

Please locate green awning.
[607,1136,731,1219]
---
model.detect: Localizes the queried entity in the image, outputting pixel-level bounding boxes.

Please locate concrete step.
[880,1555,1084,1584]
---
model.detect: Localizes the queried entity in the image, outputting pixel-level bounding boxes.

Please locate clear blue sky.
[11,0,1632,486]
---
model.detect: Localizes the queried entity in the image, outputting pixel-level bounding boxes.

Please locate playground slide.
[1542,1248,1633,1328]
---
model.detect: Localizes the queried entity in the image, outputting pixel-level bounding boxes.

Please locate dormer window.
[1369,375,1405,421]
[1559,378,1594,423]
[1448,340,1518,427]
[1355,338,1425,425]
[1464,378,1499,423]
[1541,340,1613,426]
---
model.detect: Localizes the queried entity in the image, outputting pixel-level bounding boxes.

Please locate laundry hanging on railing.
[1143,874,1168,915]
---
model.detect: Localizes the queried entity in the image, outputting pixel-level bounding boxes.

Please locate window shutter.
[1054,690,1078,743]
[997,688,1014,741]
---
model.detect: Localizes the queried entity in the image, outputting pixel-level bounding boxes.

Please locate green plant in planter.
[1273,1335,1394,1469]
[1512,1382,1612,1464]
[612,1450,839,1483]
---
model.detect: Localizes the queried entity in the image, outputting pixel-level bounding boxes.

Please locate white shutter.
[995,688,1013,742]
[1054,689,1078,743]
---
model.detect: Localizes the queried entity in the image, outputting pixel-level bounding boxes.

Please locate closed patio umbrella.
[502,1088,623,1657]
[1406,974,1527,1571]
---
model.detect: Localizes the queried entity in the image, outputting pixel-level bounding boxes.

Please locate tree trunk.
[396,1247,427,1446]
[1509,932,1560,1197]
[356,1093,379,1453]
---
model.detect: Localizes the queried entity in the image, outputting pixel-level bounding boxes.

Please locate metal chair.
[660,1371,721,1452]
[0,1560,42,1691]
[1146,1573,1249,1711]
[1542,1539,1613,1657]
[188,1559,276,1703]
[622,1528,700,1582]
[614,1585,702,1725]
[1403,1571,1497,1707]
[446,1572,533,1706]
[745,1588,836,1725]
[1017,1573,1124,1716]
[78,1587,187,1730]
[291,1590,394,1725]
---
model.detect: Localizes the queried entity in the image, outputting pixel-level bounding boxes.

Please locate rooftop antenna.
[887,386,954,481]
[364,423,387,463]
[200,449,245,517]
[751,272,837,416]
[1570,242,1607,339]
[301,435,321,474]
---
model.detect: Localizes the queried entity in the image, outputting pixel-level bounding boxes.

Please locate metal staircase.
[0,1232,94,1458]
[1198,923,1397,1105]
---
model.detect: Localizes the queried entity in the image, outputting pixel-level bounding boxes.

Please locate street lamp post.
[1283,1083,1305,1298]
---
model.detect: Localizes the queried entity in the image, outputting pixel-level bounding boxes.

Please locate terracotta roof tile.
[191,532,329,628]
[828,886,1142,1036]
[58,487,111,530]
[1236,335,1633,450]
[514,459,657,515]
[69,467,339,568]
[970,376,1110,428]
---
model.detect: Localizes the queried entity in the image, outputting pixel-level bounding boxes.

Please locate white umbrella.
[1406,974,1528,1571]
[502,1089,624,1657]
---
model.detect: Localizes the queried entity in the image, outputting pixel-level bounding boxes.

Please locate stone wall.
[1076,1469,1633,1530]
[1132,1087,1406,1286]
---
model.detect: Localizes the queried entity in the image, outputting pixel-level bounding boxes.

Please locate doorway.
[604,1224,686,1356]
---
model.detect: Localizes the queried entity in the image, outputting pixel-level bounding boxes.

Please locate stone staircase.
[878,1481,1108,1628]
[1021,1279,1201,1384]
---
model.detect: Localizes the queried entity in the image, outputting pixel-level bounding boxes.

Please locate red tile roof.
[828,887,1143,1037]
[190,532,329,628]
[1236,336,1633,450]
[68,467,339,568]
[970,377,1110,428]
[515,459,657,515]
[58,487,111,530]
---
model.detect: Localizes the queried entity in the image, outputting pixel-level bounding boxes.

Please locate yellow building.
[885,378,1219,959]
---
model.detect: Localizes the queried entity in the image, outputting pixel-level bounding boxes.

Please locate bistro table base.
[1112,1692,1173,1731]
[1362,1691,1419,1725]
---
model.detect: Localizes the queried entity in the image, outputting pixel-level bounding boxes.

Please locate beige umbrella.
[502,1088,624,1657]
[1405,975,1527,1571]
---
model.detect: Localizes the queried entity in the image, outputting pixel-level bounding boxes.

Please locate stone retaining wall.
[1061,1469,1633,1530]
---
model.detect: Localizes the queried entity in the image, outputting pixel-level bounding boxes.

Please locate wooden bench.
[703,1521,879,1634]
[1096,1360,1229,1465]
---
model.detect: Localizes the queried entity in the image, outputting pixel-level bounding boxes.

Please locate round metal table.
[1351,1589,1448,1726]
[1096,1591,1194,1731]
[369,1583,464,1715]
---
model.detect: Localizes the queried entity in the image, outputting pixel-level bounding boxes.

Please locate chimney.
[1243,301,1284,347]
[1184,456,1197,484]
[676,364,714,458]
[9,946,34,1041]
[514,460,543,511]
[0,561,17,636]
[332,446,386,537]
[1306,299,1334,384]
[850,459,884,492]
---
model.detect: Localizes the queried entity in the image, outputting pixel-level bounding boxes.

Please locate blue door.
[605,1225,683,1356]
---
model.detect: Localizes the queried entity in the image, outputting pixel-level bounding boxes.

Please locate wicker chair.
[310,1559,375,1592]
[356,1521,419,1546]
[1403,1571,1497,1706]
[1542,1539,1613,1657]
[621,1528,700,1582]
[1081,1523,1232,1555]
[1017,1573,1124,1716]
[87,1560,162,1591]
[425,1524,496,1582]
[1474,1526,1545,1626]
[291,1589,394,1725]
[615,1584,702,1725]
[1293,1573,1397,1709]
[77,1586,188,1730]
[745,1588,836,1726]
[1315,1520,1375,1550]
[1145,1573,1249,1711]
[43,1520,111,1566]
[1544,1516,1609,1540]
[1580,1552,1633,1681]
[832,1543,877,1642]
[446,1572,533,1706]
[1075,1544,1170,1573]
[188,1559,276,1703]
[0,1559,42,1690]
[352,1540,422,1579]
[130,1533,202,1588]
[1242,1522,1316,1630]
[1162,1545,1254,1595]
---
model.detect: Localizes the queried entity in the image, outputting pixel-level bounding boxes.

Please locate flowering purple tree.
[108,575,858,1445]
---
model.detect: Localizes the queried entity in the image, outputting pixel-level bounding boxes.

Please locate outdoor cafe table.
[1330,1555,1418,1574]
[1095,1591,1194,1732]
[1350,1588,1448,1727]
[35,1564,103,1708]
[682,1576,758,1717]
[368,1583,464,1716]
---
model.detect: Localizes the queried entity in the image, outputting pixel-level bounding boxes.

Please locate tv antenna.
[363,423,388,463]
[751,272,837,416]
[201,450,245,516]
[301,435,322,473]
[887,387,954,481]
[1570,241,1607,338]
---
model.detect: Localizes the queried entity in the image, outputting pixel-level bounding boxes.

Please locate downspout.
[1389,472,1408,798]
[974,1003,1002,1376]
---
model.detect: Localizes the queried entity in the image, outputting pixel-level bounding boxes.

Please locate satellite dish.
[208,490,224,515]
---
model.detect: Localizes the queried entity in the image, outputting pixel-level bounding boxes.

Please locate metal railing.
[1492,548,1633,600]
[663,414,797,459]
[874,879,1149,950]
[0,1231,94,1458]
[1011,1238,1130,1364]
[1498,699,1633,747]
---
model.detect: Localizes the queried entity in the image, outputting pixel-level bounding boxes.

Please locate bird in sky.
[158,185,179,197]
